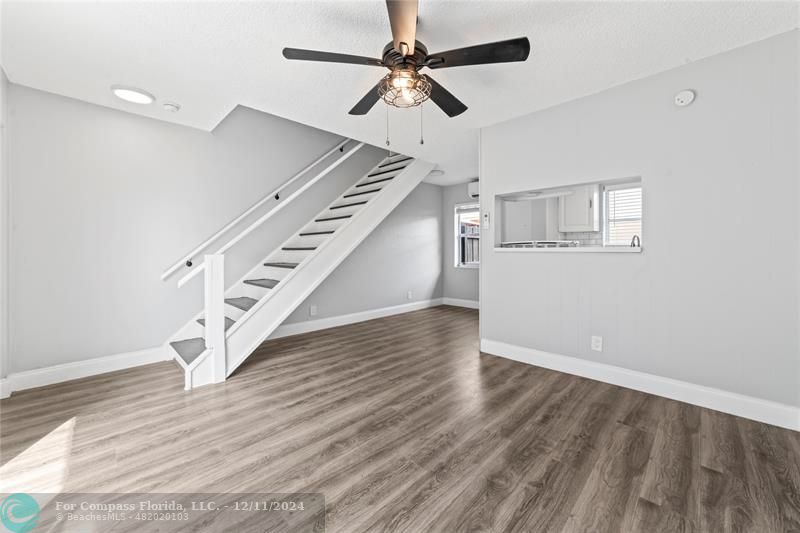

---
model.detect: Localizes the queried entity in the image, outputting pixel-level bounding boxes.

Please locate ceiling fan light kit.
[282,0,531,119]
[378,69,431,108]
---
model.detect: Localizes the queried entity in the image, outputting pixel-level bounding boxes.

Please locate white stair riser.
[237,283,270,300]
[378,160,410,170]
[379,155,411,166]
[369,163,409,176]
[300,220,347,235]
[186,353,214,390]
[340,189,381,202]
[223,303,249,320]
[260,265,298,279]
[284,234,330,248]
[320,204,364,218]
[266,249,315,263]
[357,172,404,187]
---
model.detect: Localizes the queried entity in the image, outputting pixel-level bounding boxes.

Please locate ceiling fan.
[282,0,530,118]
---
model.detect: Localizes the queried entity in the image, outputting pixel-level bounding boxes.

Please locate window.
[604,184,642,246]
[455,204,480,267]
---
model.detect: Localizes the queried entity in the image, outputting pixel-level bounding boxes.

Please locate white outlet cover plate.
[591,336,603,351]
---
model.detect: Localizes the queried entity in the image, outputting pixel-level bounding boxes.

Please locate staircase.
[163,146,434,389]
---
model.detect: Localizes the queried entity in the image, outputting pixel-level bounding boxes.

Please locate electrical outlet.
[591,336,603,352]
[407,291,413,300]
[309,304,318,317]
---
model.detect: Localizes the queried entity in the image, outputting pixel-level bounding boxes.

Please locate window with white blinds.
[455,204,480,267]
[604,185,642,246]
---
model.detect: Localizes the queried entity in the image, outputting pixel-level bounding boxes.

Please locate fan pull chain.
[419,103,424,145]
[385,104,391,148]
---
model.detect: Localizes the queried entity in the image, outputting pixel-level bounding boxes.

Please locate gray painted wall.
[480,31,799,407]
[442,182,479,302]
[282,182,443,326]
[7,84,388,373]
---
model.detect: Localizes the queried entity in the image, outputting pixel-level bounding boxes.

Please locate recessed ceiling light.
[162,102,181,113]
[111,85,155,105]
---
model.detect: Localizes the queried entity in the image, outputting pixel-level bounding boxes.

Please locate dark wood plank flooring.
[1,306,798,532]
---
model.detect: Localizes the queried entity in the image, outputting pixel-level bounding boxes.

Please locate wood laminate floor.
[1,306,799,532]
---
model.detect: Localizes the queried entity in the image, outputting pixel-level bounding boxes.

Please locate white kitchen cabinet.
[558,184,600,232]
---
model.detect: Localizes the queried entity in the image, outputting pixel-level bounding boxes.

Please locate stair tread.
[367,166,407,178]
[244,278,280,289]
[315,214,352,222]
[343,188,381,198]
[170,337,207,366]
[197,317,235,331]
[356,176,394,188]
[379,156,412,168]
[264,262,299,269]
[225,296,258,311]
[331,201,368,210]
[282,246,317,251]
[299,230,335,236]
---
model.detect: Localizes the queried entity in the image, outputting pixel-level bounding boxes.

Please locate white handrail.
[176,141,366,288]
[161,137,351,281]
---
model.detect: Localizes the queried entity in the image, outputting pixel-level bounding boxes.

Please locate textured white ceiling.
[2,1,798,186]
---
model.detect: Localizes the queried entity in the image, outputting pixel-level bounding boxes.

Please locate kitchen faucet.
[630,234,641,247]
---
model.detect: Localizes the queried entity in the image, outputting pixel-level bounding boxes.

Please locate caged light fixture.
[378,68,431,108]
[380,67,430,147]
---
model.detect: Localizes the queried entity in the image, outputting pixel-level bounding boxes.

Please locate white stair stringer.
[225,158,434,378]
[168,155,434,388]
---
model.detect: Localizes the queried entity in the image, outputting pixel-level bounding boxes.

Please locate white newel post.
[204,254,227,383]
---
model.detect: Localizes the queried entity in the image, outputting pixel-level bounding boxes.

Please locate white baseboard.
[480,338,800,432]
[0,300,448,398]
[0,346,170,398]
[441,297,479,309]
[270,298,444,339]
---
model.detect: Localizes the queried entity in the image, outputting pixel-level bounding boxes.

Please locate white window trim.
[602,182,642,247]
[454,202,480,269]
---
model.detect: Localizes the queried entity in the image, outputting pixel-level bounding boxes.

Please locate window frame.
[602,182,643,247]
[454,202,480,269]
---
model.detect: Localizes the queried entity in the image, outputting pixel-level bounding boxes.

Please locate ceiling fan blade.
[425,37,530,69]
[426,76,467,117]
[385,0,418,56]
[283,48,384,67]
[349,82,382,115]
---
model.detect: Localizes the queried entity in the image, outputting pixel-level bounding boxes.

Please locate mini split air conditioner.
[467,181,479,198]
